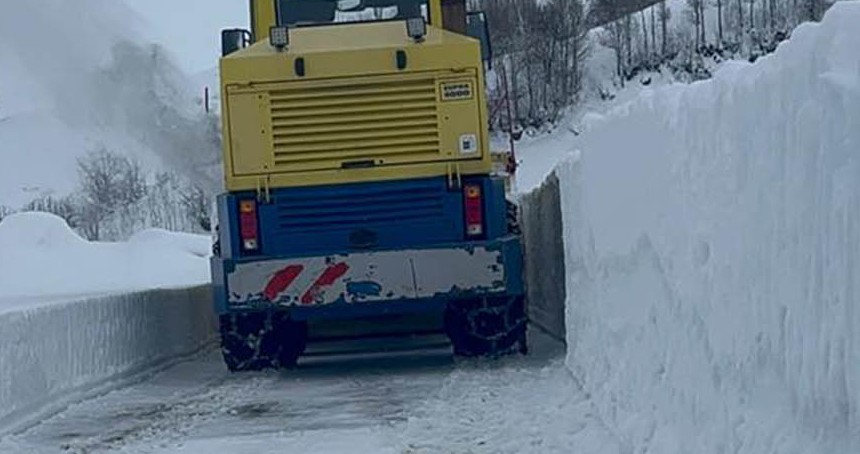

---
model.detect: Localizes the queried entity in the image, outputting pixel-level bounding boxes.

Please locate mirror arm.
[483,13,493,70]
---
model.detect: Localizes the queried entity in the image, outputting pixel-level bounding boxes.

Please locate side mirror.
[221,29,252,57]
[466,11,492,68]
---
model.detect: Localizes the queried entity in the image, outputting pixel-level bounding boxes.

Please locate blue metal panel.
[216,176,511,260]
[211,175,521,320]
[497,234,525,295]
[215,193,241,260]
[219,178,464,258]
[470,176,508,240]
[260,177,463,256]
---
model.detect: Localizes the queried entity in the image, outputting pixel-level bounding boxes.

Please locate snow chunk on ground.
[561,3,860,453]
[0,213,210,308]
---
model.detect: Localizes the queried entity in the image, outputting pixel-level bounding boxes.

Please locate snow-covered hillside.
[0,0,221,209]
[561,2,860,452]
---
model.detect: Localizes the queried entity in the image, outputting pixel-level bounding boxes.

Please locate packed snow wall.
[520,173,567,341]
[558,3,860,452]
[0,287,217,435]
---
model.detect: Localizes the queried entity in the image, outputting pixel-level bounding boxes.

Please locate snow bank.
[0,213,210,306]
[560,3,860,452]
[0,214,216,435]
[0,286,217,436]
[521,173,568,341]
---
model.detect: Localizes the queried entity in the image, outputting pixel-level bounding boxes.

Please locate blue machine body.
[211,175,523,321]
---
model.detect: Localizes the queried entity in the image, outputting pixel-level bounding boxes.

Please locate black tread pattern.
[506,199,522,236]
[219,312,308,372]
[445,295,528,357]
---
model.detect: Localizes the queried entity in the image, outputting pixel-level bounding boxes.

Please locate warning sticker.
[440,81,474,101]
[459,134,478,154]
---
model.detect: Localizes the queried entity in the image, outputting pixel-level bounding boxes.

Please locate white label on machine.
[440,81,474,101]
[459,134,478,155]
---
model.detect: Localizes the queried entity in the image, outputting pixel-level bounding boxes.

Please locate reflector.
[239,199,260,252]
[464,184,484,237]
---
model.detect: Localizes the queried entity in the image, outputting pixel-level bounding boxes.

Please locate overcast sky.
[126,0,250,75]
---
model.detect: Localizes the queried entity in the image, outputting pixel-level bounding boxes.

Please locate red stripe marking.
[301,262,350,305]
[263,265,304,302]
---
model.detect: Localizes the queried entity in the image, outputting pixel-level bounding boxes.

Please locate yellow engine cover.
[220,21,492,192]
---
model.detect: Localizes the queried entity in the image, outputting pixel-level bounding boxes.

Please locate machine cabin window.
[276,0,430,27]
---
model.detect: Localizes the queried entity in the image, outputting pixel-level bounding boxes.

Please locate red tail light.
[239,199,259,252]
[464,183,484,238]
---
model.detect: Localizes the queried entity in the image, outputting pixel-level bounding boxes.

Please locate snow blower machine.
[211,0,526,371]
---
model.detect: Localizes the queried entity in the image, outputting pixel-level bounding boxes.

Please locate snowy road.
[0,332,621,454]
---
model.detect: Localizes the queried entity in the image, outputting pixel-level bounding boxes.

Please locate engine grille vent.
[268,76,441,172]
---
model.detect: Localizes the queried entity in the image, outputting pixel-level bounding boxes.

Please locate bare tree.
[650,6,657,59]
[641,10,650,60]
[76,148,147,240]
[717,0,725,43]
[601,20,627,81]
[749,0,755,29]
[624,14,634,68]
[0,205,12,223]
[483,0,835,120]
[687,0,703,47]
[478,0,589,127]
[768,0,774,28]
[588,0,836,91]
[181,185,212,232]
[801,0,826,20]
[660,1,670,55]
[545,0,588,104]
